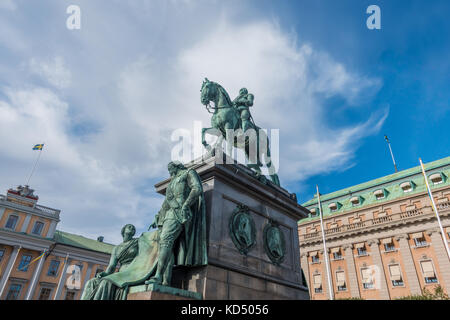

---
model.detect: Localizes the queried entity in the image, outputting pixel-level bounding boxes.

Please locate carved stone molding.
[367,239,380,246]
[342,244,352,250]
[425,228,441,236]
[394,233,408,241]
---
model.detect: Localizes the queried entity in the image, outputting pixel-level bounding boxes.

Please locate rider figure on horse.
[232,88,254,133]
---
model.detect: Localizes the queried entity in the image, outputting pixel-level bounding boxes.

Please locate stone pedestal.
[135,156,309,300]
[127,283,202,300]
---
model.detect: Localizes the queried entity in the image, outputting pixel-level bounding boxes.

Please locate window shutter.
[389,265,402,281]
[361,268,372,284]
[309,251,318,257]
[420,261,435,278]
[313,274,322,288]
[331,247,340,254]
[336,272,346,286]
[411,232,423,239]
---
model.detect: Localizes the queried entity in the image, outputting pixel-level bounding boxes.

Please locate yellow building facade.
[0,186,113,300]
[298,157,450,300]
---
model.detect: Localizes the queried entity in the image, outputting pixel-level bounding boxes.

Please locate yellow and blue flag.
[33,144,44,150]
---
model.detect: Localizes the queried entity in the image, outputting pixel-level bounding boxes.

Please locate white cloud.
[0,2,387,243]
[28,56,72,89]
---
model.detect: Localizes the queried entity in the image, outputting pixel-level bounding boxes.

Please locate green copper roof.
[53,230,114,254]
[299,156,450,223]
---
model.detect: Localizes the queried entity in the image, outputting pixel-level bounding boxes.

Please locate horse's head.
[200,78,217,106]
[237,215,253,247]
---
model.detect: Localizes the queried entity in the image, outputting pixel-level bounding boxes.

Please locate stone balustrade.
[299,203,447,243]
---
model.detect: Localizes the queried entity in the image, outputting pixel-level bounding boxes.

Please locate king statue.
[232,87,255,133]
[146,161,208,286]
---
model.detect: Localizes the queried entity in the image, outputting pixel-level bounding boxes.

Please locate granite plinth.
[153,156,310,300]
[127,283,202,300]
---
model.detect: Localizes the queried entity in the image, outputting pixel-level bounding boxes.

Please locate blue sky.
[0,0,448,243]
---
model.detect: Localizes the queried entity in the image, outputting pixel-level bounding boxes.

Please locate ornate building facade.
[298,156,450,300]
[0,186,113,300]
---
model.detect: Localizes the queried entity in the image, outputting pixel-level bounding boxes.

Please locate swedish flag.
[33,144,44,150]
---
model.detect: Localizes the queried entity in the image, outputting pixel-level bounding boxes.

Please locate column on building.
[0,245,21,298]
[25,250,48,300]
[54,257,71,300]
[395,234,422,295]
[343,244,360,298]
[80,262,94,295]
[427,228,450,293]
[368,239,390,299]
[20,215,32,233]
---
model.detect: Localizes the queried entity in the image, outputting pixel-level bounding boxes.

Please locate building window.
[414,237,427,247]
[331,248,342,260]
[38,287,52,300]
[336,271,346,291]
[5,215,19,230]
[350,196,363,207]
[6,284,22,300]
[47,260,61,277]
[389,265,404,287]
[384,243,396,252]
[420,260,438,283]
[0,249,4,262]
[32,221,45,236]
[356,244,367,256]
[328,202,341,212]
[373,189,388,200]
[65,291,76,300]
[18,254,33,272]
[429,173,445,185]
[361,268,374,289]
[311,255,320,264]
[313,274,322,293]
[400,181,415,193]
[382,238,395,252]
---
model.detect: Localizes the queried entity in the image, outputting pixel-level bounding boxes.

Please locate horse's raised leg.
[202,127,223,158]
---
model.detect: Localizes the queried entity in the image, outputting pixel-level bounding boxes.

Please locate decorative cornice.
[394,233,408,241]
[425,228,441,236]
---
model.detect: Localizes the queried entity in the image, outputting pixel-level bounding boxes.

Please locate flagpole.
[384,135,398,173]
[54,253,69,300]
[26,144,44,186]
[419,158,450,261]
[317,185,334,300]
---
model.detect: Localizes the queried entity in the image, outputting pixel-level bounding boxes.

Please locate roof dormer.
[429,172,446,185]
[350,196,364,206]
[373,188,389,200]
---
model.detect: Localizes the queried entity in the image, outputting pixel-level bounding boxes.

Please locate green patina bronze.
[200,78,281,186]
[81,161,207,300]
[263,221,286,265]
[229,204,256,255]
[146,161,208,286]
